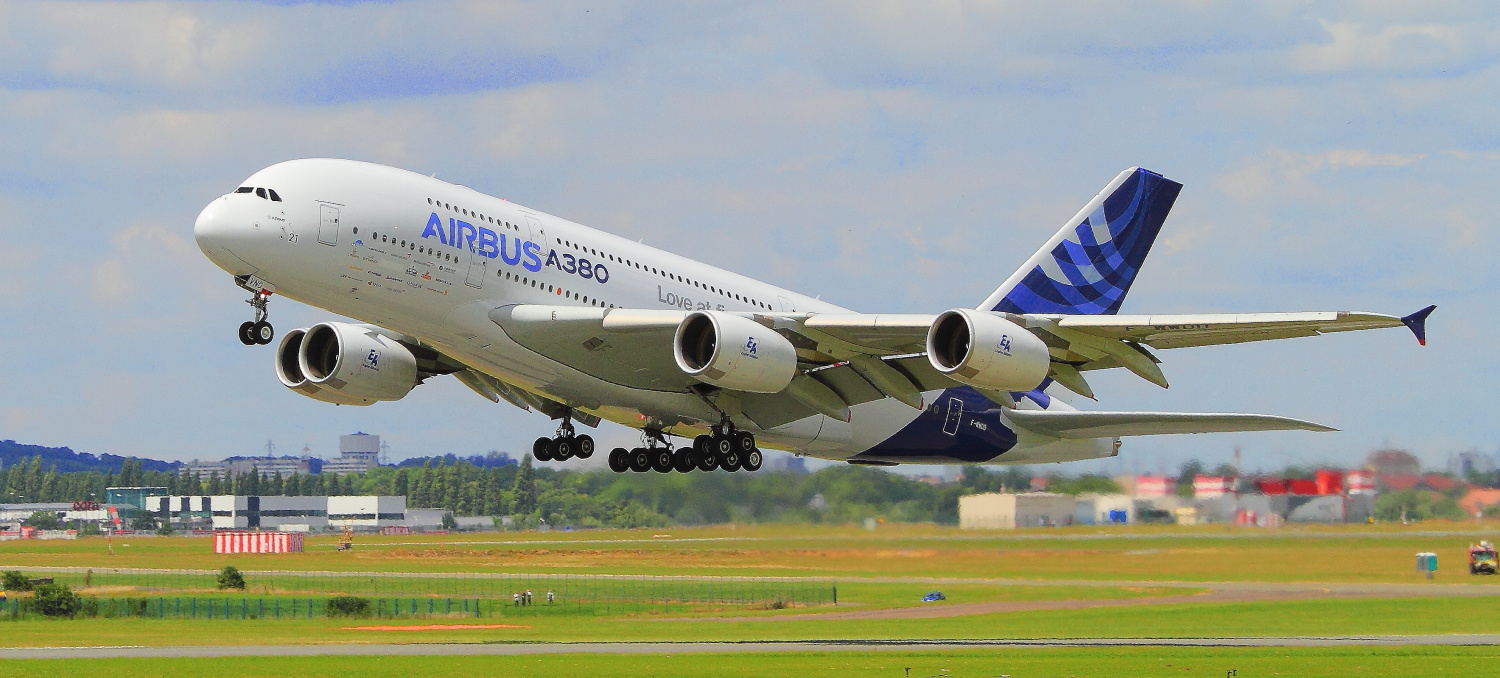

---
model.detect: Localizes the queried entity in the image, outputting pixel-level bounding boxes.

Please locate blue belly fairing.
[853,387,1019,463]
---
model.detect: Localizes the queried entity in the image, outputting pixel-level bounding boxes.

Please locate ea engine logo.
[742,336,759,359]
[997,334,1013,356]
[364,349,380,370]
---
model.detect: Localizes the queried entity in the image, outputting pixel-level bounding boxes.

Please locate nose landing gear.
[235,277,275,346]
[531,414,595,463]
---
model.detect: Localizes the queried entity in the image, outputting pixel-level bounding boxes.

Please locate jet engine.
[674,311,798,393]
[275,322,419,405]
[926,309,1050,392]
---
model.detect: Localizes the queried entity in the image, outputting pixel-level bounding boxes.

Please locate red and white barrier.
[213,531,304,554]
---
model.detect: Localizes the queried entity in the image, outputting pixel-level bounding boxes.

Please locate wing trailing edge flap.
[1006,410,1336,440]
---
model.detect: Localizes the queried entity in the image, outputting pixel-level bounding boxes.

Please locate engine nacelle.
[277,322,419,405]
[926,309,1050,392]
[674,311,798,393]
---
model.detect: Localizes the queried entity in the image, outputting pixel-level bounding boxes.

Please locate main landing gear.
[531,417,595,463]
[237,280,275,346]
[606,425,762,474]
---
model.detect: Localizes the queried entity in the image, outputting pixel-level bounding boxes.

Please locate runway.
[5,636,1498,659]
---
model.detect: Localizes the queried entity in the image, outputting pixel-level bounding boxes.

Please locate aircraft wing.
[1006,410,1336,439]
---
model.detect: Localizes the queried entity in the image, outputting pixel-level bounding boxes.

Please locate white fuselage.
[195,159,1110,465]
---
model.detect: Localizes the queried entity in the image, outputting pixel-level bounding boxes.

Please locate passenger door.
[317,204,340,245]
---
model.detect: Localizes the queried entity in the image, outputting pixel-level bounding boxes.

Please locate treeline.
[2,454,1115,529]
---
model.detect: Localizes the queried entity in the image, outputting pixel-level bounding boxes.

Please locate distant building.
[1134,475,1177,497]
[959,492,1075,529]
[1367,448,1420,476]
[1192,476,1235,498]
[1450,450,1497,478]
[323,433,381,475]
[140,494,408,531]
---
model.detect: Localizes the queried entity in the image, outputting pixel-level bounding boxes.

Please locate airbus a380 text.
[194,160,1433,474]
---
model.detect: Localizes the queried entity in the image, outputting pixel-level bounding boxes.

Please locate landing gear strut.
[236,277,275,346]
[532,411,594,464]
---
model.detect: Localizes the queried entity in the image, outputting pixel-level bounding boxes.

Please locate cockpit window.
[267,189,282,202]
[255,188,267,199]
[235,187,254,194]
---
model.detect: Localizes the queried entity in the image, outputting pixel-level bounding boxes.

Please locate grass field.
[5,647,1499,678]
[4,522,1497,583]
[2,522,1498,675]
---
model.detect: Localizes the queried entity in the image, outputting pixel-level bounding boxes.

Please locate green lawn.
[3,647,1497,678]
[0,596,1493,647]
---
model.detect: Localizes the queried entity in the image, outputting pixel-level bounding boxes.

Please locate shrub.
[2,571,31,592]
[216,566,246,590]
[327,596,372,618]
[32,583,82,617]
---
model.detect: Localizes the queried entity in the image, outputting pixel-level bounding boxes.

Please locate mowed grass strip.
[4,523,1499,583]
[0,596,1492,647]
[2,647,1497,678]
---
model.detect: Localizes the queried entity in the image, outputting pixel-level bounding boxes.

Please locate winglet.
[1400,305,1436,346]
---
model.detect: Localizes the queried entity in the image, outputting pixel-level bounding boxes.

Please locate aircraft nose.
[194,197,253,274]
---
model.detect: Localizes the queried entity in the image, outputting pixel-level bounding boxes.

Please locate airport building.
[958,492,1076,529]
[141,494,409,531]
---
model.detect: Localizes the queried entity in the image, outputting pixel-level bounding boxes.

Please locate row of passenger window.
[352,227,458,262]
[235,186,282,201]
[551,236,772,310]
[427,197,522,233]
[426,194,774,312]
[498,268,613,308]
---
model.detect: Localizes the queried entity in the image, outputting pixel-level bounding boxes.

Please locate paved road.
[4,636,1498,659]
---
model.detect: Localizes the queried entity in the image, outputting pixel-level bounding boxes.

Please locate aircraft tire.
[575,435,595,459]
[532,437,552,462]
[608,448,629,472]
[251,321,275,345]
[650,448,674,473]
[695,449,719,472]
[693,435,714,456]
[673,448,695,473]
[552,437,574,461]
[238,322,256,345]
[719,449,742,472]
[734,432,756,453]
[629,448,651,472]
[743,448,763,472]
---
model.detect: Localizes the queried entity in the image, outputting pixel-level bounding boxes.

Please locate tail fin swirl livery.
[980,167,1182,316]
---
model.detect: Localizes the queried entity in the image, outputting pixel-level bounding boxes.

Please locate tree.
[207,472,223,495]
[31,583,81,617]
[216,566,246,590]
[512,457,537,515]
[24,511,61,530]
[2,570,32,591]
[130,512,158,531]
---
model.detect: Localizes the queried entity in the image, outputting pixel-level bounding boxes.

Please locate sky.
[0,1,1495,476]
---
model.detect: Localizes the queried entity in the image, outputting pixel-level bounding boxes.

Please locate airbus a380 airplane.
[194,160,1433,474]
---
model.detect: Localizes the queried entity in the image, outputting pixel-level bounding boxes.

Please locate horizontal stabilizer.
[1007,410,1336,439]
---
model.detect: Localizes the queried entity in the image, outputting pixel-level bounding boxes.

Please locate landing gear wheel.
[532,437,553,462]
[629,448,651,473]
[712,435,734,456]
[551,436,575,461]
[695,449,720,472]
[673,448,696,473]
[693,435,714,456]
[575,435,595,459]
[250,321,274,345]
[719,449,743,472]
[742,448,763,472]
[650,448,674,473]
[608,448,629,473]
[733,432,756,454]
[238,322,256,346]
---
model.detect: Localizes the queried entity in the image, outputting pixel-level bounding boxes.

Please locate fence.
[1,596,483,620]
[0,566,835,616]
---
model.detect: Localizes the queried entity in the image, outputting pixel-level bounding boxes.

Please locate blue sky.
[0,1,1494,474]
